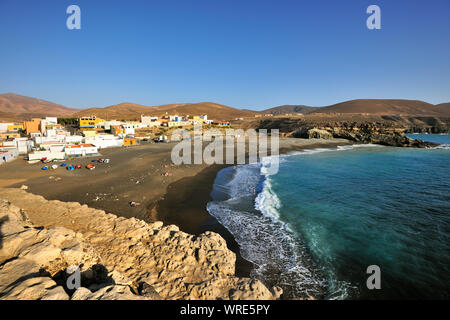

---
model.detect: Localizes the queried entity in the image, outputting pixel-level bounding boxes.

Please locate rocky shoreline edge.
[0,188,282,300]
[257,119,444,148]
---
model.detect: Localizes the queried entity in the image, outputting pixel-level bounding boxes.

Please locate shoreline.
[153,138,355,279]
[0,137,354,282]
[153,164,254,277]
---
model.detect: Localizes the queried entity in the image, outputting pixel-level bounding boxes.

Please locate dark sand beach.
[0,137,352,277]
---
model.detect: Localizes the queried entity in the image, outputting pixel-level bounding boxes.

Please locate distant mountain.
[312,99,447,116]
[73,102,257,121]
[0,93,77,121]
[2,94,449,123]
[261,105,317,115]
[435,103,450,116]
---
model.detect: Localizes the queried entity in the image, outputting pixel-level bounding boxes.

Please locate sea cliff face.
[298,125,438,148]
[258,117,446,148]
[0,188,282,300]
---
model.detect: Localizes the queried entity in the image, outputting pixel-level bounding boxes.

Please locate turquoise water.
[207,135,450,299]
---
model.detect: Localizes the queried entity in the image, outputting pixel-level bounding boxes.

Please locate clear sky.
[0,0,449,110]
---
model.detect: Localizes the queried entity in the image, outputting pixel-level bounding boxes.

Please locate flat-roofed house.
[65,144,98,157]
[0,123,14,133]
[123,137,137,146]
[7,123,24,132]
[24,118,41,135]
[141,115,160,127]
[0,149,19,164]
[79,116,104,128]
[45,117,58,124]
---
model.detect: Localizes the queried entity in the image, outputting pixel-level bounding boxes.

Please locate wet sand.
[0,137,352,277]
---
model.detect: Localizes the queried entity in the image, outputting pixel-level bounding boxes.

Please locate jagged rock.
[0,199,143,300]
[294,128,333,139]
[138,282,162,299]
[71,285,146,300]
[260,118,443,148]
[0,189,282,300]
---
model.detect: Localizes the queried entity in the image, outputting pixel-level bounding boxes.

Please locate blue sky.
[0,0,449,110]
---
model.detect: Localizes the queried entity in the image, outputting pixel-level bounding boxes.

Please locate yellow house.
[7,123,24,132]
[191,115,208,124]
[82,130,98,137]
[123,137,137,146]
[79,116,104,128]
[0,132,20,140]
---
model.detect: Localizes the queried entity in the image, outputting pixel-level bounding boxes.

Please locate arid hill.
[2,94,449,122]
[73,102,257,121]
[435,103,450,116]
[261,105,317,115]
[0,93,77,121]
[313,99,446,116]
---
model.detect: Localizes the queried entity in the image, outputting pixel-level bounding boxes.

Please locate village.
[0,114,231,168]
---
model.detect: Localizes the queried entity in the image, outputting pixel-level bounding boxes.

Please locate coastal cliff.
[294,125,438,148]
[0,188,282,300]
[257,117,447,148]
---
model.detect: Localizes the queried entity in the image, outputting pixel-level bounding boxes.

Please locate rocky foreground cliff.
[0,188,282,300]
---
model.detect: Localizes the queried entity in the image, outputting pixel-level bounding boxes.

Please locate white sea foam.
[286,144,384,157]
[336,144,384,150]
[433,144,450,150]
[206,146,369,299]
[254,169,282,221]
[206,163,328,299]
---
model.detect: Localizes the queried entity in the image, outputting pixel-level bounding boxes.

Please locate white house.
[99,120,123,130]
[65,135,83,144]
[84,134,123,149]
[0,138,30,155]
[65,144,98,157]
[45,117,58,124]
[14,138,30,155]
[28,150,66,161]
[141,115,159,127]
[121,124,135,136]
[0,123,14,133]
[0,149,19,164]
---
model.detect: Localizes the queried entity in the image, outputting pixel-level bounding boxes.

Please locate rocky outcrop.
[329,125,439,148]
[0,189,282,300]
[294,128,333,139]
[260,118,440,148]
[0,199,147,300]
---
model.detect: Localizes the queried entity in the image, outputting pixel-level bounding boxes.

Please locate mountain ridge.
[0,93,78,121]
[1,93,449,121]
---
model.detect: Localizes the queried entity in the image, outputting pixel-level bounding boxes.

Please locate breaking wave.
[206,145,373,299]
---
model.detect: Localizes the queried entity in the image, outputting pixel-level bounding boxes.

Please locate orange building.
[24,118,41,135]
[123,137,137,146]
[111,125,123,136]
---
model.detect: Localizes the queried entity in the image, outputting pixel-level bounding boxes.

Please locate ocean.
[206,134,450,299]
